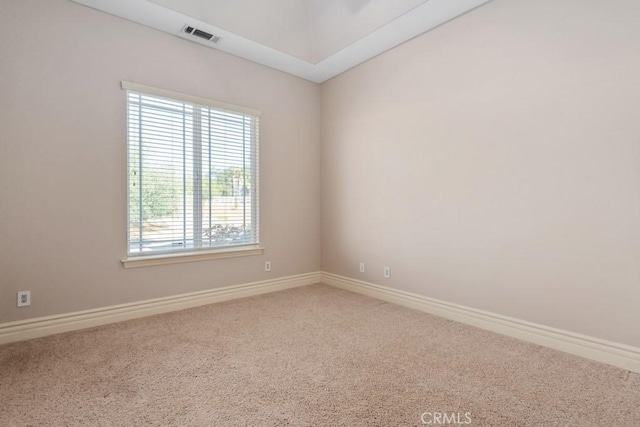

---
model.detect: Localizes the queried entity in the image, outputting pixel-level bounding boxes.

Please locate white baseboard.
[0,272,321,345]
[4,270,639,374]
[321,272,640,374]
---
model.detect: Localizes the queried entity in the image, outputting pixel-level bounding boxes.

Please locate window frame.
[120,81,263,268]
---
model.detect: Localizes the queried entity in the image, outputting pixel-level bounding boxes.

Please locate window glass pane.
[126,90,258,256]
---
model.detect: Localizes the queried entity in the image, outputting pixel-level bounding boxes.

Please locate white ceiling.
[70,0,492,83]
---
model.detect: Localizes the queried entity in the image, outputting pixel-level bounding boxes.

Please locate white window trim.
[121,81,262,267]
[121,245,264,269]
[120,81,261,117]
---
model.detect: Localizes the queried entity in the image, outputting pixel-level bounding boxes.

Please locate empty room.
[1,0,639,425]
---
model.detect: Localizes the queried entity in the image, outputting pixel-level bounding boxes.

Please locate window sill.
[121,246,264,269]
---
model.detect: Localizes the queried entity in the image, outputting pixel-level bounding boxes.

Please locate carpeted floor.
[1,284,639,426]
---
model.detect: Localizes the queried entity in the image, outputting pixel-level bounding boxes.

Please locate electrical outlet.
[359,262,365,273]
[17,291,31,307]
[265,261,271,272]
[384,267,391,279]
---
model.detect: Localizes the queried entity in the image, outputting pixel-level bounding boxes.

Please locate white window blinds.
[123,82,259,256]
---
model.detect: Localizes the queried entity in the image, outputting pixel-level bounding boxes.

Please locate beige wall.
[321,0,640,347]
[0,0,321,322]
[2,0,639,350]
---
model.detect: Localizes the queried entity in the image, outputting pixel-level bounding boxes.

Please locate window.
[123,82,260,261]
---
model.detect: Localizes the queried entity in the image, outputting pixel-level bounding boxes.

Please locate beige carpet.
[1,284,639,426]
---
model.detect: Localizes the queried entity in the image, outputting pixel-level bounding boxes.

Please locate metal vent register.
[182,25,221,43]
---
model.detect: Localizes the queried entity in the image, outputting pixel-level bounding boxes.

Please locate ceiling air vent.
[182,25,221,44]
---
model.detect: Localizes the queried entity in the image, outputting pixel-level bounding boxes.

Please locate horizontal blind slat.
[127,88,259,256]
